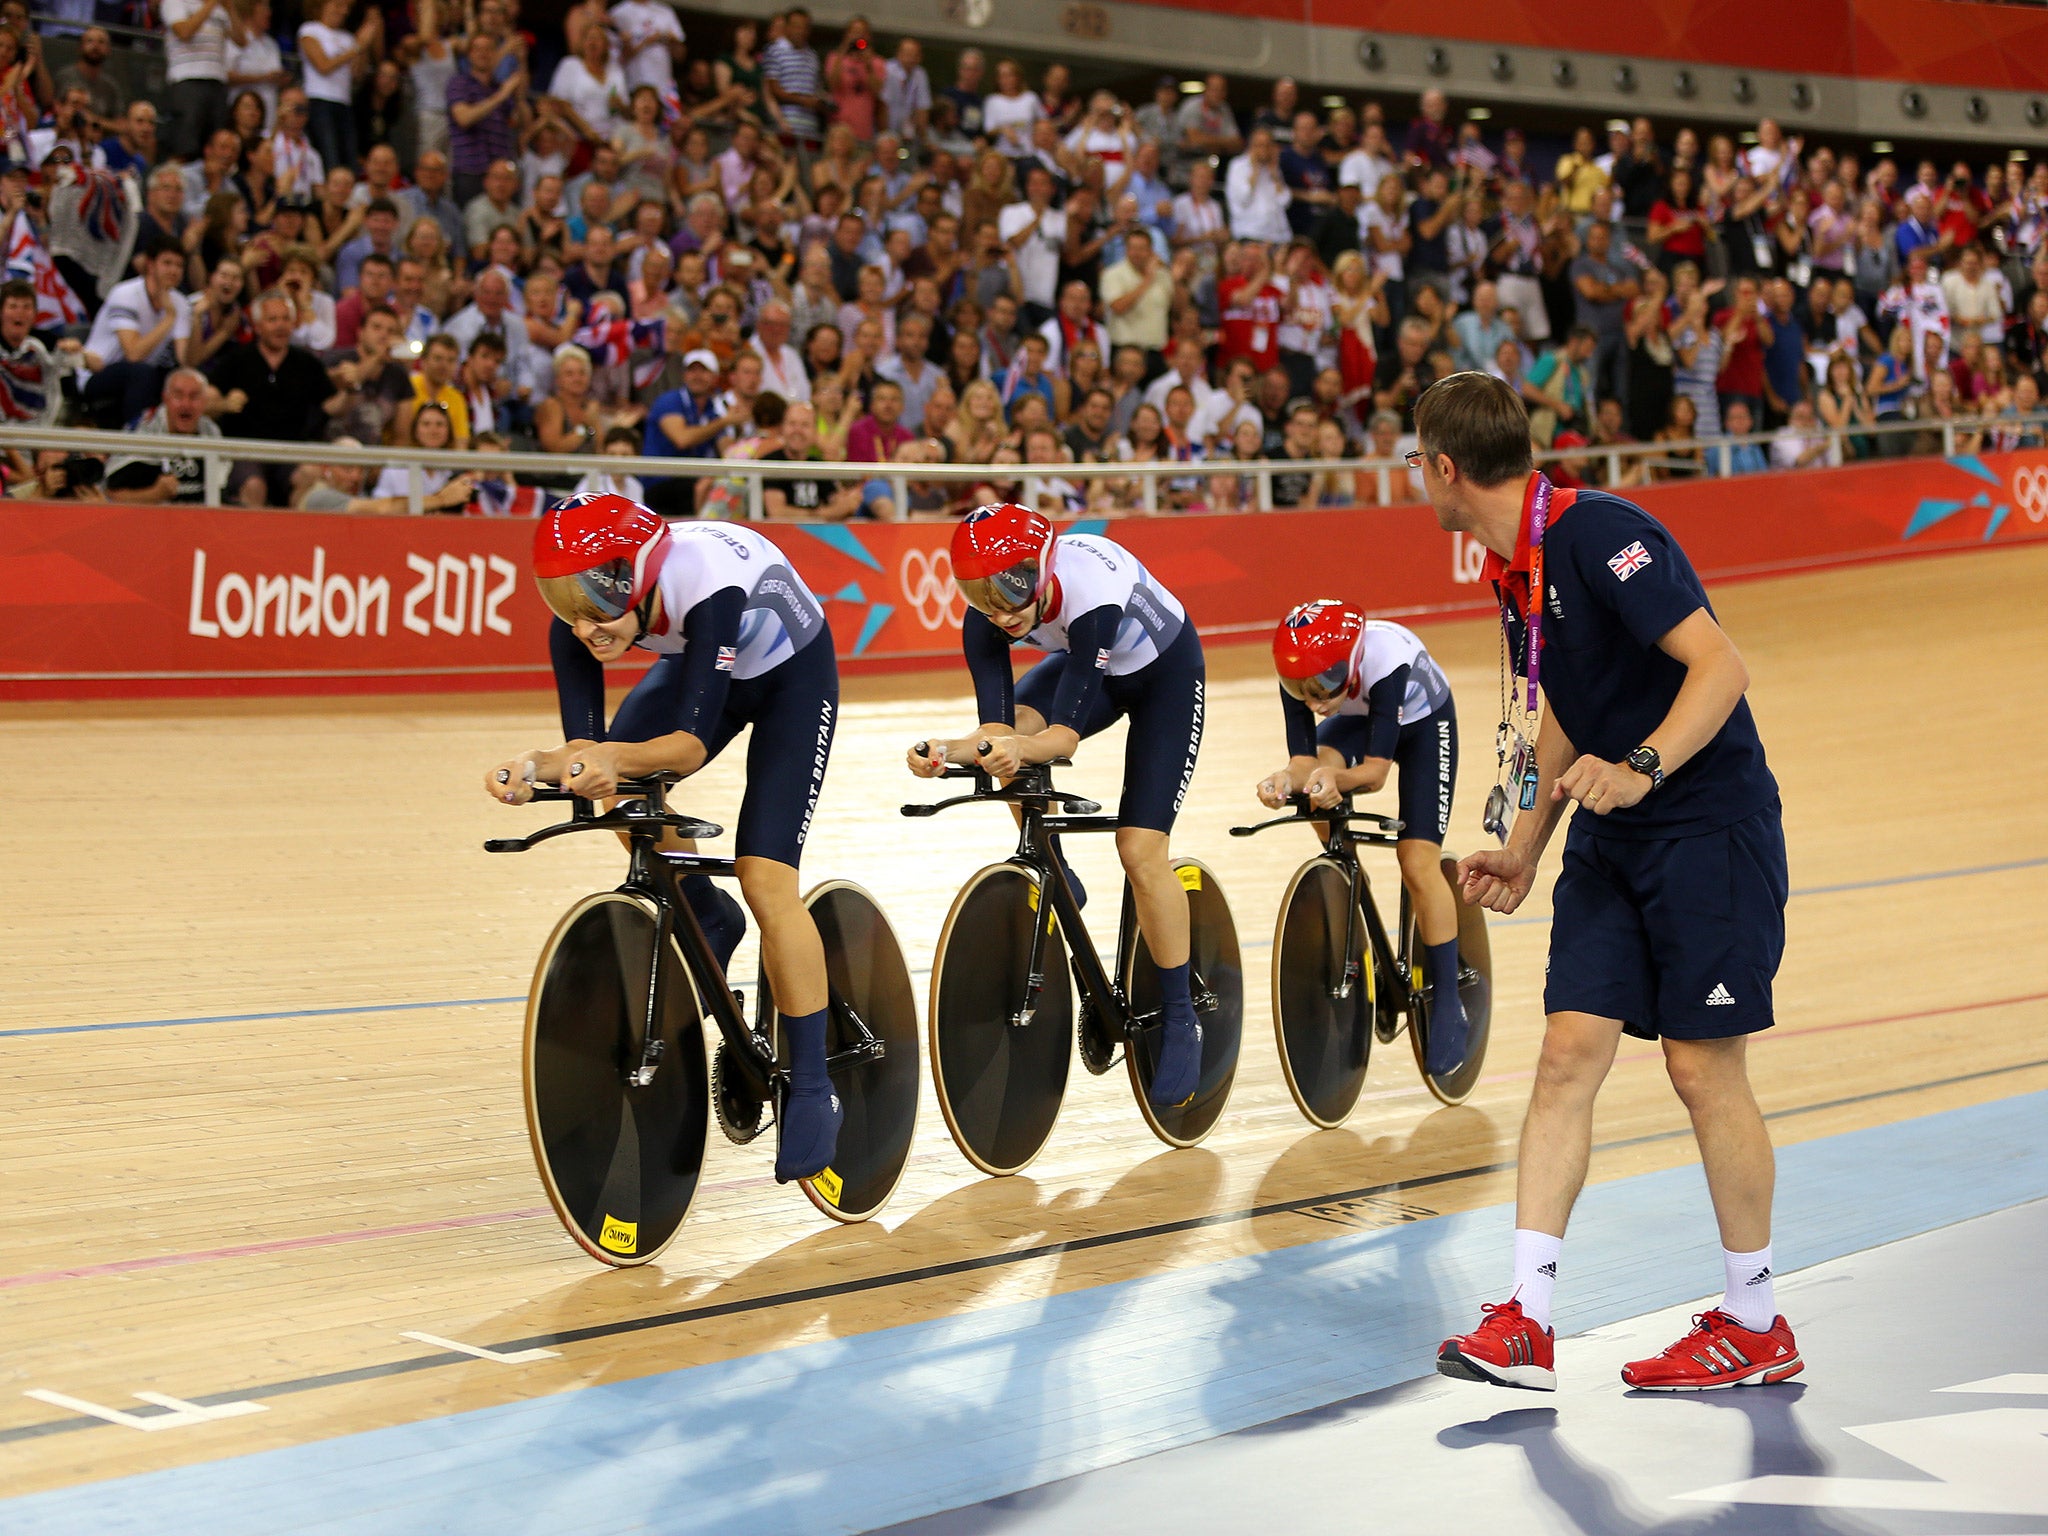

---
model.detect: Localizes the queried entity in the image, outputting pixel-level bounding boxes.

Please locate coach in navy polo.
[1411,371,1803,1396]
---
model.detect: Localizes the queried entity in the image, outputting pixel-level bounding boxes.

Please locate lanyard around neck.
[1500,472,1550,715]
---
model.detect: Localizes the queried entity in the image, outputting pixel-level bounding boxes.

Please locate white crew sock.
[1721,1244,1777,1331]
[1510,1229,1562,1332]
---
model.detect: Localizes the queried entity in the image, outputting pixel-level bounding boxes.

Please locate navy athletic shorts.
[1544,800,1788,1041]
[609,623,839,869]
[1015,621,1204,834]
[1314,706,1458,845]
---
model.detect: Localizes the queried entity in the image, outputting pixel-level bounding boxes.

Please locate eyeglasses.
[1403,449,1427,469]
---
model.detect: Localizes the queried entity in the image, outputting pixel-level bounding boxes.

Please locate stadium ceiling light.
[1739,131,1760,144]
[1871,139,1894,153]
[2012,147,2031,160]
[1180,80,1203,94]
[1467,105,1492,120]
[1321,94,1346,108]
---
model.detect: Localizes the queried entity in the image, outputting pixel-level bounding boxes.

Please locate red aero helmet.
[951,502,1055,618]
[532,492,670,626]
[1273,598,1364,702]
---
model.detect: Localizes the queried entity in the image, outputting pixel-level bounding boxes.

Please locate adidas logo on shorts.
[1705,982,1736,1007]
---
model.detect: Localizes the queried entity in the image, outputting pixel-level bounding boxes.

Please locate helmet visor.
[1279,657,1350,704]
[957,557,1040,617]
[535,557,634,625]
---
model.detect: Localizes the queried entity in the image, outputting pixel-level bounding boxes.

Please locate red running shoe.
[1437,1299,1556,1391]
[1621,1310,1803,1391]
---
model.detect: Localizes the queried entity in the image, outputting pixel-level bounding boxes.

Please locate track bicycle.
[903,752,1242,1176]
[1230,793,1492,1127]
[486,774,919,1265]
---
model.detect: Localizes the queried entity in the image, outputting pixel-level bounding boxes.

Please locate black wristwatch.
[1625,745,1664,790]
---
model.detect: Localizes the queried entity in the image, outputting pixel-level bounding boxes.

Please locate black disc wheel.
[1122,858,1243,1148]
[1405,853,1494,1106]
[523,892,709,1268]
[1272,857,1377,1128]
[759,881,920,1223]
[928,863,1071,1176]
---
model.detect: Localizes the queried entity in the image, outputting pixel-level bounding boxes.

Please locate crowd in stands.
[4,0,2047,515]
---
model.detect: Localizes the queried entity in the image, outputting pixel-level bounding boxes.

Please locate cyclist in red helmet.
[484,492,846,1185]
[1261,598,1468,1072]
[907,504,1209,1107]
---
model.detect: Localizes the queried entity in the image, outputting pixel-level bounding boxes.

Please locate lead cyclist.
[484,492,844,1184]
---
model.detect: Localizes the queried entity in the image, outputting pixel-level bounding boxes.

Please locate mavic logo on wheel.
[1705,982,1736,1006]
[597,1214,638,1253]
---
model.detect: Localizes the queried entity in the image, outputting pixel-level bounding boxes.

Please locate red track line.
[0,1207,554,1291]
[7,989,2044,1293]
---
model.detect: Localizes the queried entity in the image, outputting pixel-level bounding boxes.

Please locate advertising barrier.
[2,450,2044,699]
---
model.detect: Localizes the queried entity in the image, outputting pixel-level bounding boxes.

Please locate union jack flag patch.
[1607,541,1653,581]
[1095,647,1111,671]
[715,645,737,671]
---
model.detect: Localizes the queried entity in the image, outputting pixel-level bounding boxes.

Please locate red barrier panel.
[1125,0,2048,93]
[2,451,2044,699]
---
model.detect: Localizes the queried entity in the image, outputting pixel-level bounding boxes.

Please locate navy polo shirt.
[643,387,722,462]
[1491,483,1776,839]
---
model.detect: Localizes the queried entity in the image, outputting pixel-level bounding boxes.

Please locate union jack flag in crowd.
[3,211,86,328]
[0,347,53,422]
[465,479,549,517]
[572,299,668,392]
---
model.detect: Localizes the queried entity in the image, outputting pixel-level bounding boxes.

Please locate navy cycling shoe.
[775,1080,843,1183]
[1148,1010,1203,1108]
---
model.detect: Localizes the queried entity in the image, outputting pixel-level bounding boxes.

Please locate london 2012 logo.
[901,548,967,630]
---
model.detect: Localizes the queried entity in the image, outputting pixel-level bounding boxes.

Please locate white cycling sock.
[1510,1229,1562,1332]
[1721,1244,1777,1331]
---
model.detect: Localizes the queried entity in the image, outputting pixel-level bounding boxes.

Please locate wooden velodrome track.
[4,542,2046,1501]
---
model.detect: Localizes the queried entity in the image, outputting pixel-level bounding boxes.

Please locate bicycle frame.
[487,775,885,1101]
[904,762,1215,1038]
[1230,794,1419,1019]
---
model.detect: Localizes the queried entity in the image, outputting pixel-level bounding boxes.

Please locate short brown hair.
[1413,371,1533,489]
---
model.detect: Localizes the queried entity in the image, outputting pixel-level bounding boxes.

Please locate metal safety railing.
[6,411,2043,519]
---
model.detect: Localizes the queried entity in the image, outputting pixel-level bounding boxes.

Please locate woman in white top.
[980,58,1044,157]
[548,24,628,148]
[297,0,373,178]
[408,0,456,159]
[1361,174,1409,285]
[1171,161,1227,275]
[372,402,461,502]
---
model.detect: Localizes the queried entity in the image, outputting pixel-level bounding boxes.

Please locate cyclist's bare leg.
[736,856,827,1016]
[1398,837,1458,947]
[1117,827,1190,970]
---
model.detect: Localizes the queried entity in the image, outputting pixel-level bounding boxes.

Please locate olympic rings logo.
[2012,465,2048,524]
[901,547,967,630]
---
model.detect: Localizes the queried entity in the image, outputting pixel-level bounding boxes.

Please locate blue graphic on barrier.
[1901,459,2012,542]
[794,524,883,570]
